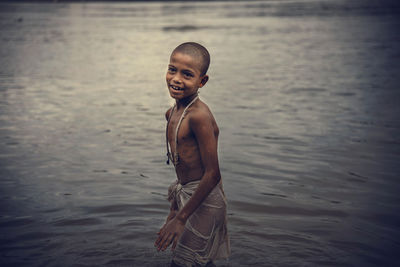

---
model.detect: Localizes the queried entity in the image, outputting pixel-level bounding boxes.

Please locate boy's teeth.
[172,85,183,90]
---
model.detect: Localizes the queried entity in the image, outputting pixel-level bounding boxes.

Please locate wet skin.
[155,52,222,252]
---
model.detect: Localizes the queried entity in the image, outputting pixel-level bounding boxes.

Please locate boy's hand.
[155,217,185,251]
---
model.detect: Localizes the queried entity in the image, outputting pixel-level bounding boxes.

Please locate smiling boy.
[155,42,230,267]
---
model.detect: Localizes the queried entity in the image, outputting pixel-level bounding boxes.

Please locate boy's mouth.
[170,85,184,91]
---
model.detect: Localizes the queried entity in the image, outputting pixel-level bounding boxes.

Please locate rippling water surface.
[1,1,400,266]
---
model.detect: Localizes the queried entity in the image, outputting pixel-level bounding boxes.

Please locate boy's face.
[166,52,208,101]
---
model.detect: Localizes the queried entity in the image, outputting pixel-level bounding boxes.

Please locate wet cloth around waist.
[167,179,230,266]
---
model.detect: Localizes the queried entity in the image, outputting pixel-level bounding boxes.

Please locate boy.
[155,42,230,267]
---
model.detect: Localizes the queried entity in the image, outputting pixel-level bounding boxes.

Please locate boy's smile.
[166,52,208,102]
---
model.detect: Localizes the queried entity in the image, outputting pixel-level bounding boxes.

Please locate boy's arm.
[165,107,172,121]
[155,110,221,251]
[163,106,176,224]
[174,111,221,222]
[165,198,178,223]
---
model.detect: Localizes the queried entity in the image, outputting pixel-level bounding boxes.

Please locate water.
[0,0,400,266]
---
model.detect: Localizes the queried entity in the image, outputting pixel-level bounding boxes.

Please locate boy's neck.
[176,93,199,110]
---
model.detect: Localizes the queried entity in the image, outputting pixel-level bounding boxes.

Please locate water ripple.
[230,200,349,218]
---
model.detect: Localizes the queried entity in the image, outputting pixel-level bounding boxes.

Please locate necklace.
[166,95,199,165]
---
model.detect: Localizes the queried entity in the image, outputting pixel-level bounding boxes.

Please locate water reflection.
[0,0,400,266]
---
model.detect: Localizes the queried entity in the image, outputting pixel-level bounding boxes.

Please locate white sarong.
[168,180,230,266]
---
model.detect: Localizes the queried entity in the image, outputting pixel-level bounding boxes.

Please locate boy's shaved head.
[172,42,210,76]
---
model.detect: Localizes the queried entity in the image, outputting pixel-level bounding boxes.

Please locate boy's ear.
[199,75,209,88]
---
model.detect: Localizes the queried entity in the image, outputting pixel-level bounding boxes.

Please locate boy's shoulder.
[165,106,174,120]
[164,99,216,126]
[188,100,217,128]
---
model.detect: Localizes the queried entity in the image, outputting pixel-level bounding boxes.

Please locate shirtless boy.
[155,42,230,267]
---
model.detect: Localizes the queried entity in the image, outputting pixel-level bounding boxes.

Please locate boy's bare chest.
[167,113,194,146]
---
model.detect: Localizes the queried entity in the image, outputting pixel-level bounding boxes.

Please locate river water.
[0,1,399,266]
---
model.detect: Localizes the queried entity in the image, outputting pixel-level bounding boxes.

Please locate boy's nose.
[172,74,182,84]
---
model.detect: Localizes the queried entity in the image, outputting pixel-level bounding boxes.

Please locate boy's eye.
[168,67,176,72]
[183,71,193,77]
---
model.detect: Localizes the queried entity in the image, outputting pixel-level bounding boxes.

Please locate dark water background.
[1,0,400,266]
